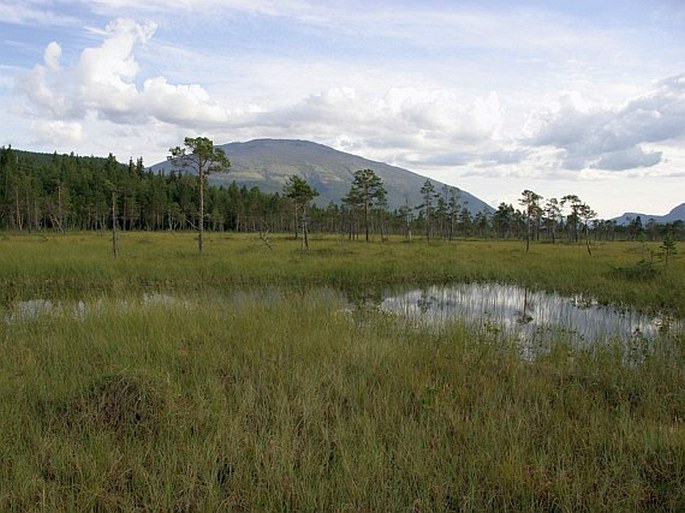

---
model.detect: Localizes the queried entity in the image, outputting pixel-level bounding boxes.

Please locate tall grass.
[1,232,683,510]
[0,291,683,511]
[1,232,683,316]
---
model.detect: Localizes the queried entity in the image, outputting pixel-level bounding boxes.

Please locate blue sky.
[1,0,684,218]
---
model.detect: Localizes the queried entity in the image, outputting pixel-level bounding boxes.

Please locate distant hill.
[612,203,685,225]
[151,139,493,214]
[11,148,116,167]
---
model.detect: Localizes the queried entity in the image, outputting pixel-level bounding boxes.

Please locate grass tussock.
[55,373,167,439]
[0,291,683,511]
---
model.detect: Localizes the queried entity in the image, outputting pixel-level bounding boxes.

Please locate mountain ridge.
[152,138,494,214]
[612,203,685,225]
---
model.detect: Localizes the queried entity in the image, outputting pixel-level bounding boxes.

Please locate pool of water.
[3,293,183,324]
[5,284,682,353]
[380,283,682,347]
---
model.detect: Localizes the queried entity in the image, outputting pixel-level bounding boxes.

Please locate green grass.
[0,232,683,511]
[1,231,683,315]
[0,291,683,511]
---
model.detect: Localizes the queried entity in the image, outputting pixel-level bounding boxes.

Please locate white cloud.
[15,60,68,118]
[594,147,663,171]
[139,77,228,125]
[44,41,62,71]
[0,1,77,26]
[31,120,84,145]
[14,17,228,127]
[75,19,156,118]
[83,0,314,17]
[382,88,502,143]
[238,86,504,163]
[525,74,685,171]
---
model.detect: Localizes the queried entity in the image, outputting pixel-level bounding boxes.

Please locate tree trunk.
[14,189,22,231]
[585,227,592,256]
[301,205,310,251]
[111,190,119,258]
[198,174,204,253]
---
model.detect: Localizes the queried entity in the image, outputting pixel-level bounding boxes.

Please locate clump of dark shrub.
[58,373,166,439]
[610,259,661,281]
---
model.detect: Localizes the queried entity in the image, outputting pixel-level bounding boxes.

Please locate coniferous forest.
[1,145,683,241]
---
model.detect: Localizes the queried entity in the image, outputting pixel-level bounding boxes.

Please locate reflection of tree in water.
[417,289,433,315]
[515,288,534,325]
[417,288,452,316]
[343,285,384,324]
[571,294,596,309]
[656,315,679,335]
[381,283,683,354]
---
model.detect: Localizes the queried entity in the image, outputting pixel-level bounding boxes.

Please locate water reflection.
[3,293,182,324]
[8,298,55,322]
[5,284,681,353]
[381,283,682,346]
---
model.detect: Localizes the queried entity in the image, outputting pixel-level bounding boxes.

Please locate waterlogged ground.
[3,293,182,324]
[380,282,683,348]
[1,282,684,510]
[5,283,683,355]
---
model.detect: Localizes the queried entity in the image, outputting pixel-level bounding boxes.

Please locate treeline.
[0,148,289,233]
[1,146,683,241]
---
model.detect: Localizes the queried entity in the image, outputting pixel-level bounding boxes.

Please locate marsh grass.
[1,232,683,316]
[1,233,683,510]
[0,289,683,511]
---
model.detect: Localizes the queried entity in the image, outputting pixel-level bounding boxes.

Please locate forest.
[1,145,682,242]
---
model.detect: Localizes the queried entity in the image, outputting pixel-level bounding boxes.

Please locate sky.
[1,0,684,219]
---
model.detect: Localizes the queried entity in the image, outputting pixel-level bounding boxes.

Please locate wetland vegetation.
[1,232,683,511]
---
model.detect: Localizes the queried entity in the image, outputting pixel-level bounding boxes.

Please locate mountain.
[151,139,493,214]
[612,203,685,225]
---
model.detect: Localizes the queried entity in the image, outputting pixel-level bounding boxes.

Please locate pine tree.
[169,137,230,253]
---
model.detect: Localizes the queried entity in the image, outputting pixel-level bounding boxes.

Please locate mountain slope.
[612,203,685,225]
[152,139,493,213]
